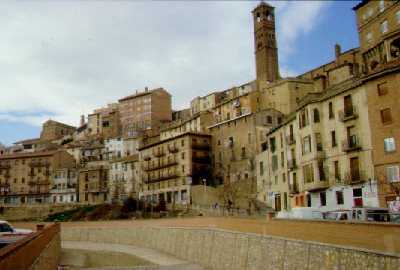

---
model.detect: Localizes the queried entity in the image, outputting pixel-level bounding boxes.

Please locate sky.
[0,0,360,146]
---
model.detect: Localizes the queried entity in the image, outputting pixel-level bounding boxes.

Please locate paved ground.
[61,241,204,270]
[14,217,400,254]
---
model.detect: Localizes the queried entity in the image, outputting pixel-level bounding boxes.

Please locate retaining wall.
[0,223,61,270]
[0,204,83,221]
[61,226,400,270]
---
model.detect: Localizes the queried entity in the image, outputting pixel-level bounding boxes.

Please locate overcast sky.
[0,0,360,145]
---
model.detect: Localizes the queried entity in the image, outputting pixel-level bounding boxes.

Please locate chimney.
[80,115,85,126]
[335,43,341,61]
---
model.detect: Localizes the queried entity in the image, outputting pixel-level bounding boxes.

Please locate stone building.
[40,120,76,142]
[139,132,212,208]
[118,87,172,138]
[0,150,76,204]
[190,92,224,116]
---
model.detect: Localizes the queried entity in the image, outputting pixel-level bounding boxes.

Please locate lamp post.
[202,178,206,206]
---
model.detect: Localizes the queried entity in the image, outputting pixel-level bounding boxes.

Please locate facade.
[109,154,140,203]
[118,87,172,138]
[105,138,123,160]
[190,92,224,116]
[78,165,109,203]
[0,150,76,204]
[87,103,121,139]
[50,168,78,203]
[139,132,212,207]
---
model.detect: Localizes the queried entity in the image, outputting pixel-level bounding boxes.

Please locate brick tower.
[253,1,280,82]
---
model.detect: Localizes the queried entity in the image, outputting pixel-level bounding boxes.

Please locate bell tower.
[253,1,279,82]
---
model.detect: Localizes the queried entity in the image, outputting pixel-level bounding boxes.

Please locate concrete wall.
[61,226,400,270]
[0,204,82,221]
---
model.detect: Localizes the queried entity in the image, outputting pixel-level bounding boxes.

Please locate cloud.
[0,1,329,131]
[275,1,331,62]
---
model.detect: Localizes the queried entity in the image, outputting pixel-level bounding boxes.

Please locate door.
[275,194,281,211]
[350,157,360,181]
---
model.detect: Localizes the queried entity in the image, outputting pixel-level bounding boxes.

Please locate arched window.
[313,108,320,123]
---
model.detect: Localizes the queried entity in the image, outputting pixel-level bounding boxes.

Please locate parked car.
[0,220,33,248]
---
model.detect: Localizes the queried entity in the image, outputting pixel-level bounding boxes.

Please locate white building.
[105,138,123,160]
[50,168,78,203]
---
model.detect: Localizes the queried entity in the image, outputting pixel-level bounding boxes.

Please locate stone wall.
[61,226,400,270]
[0,203,83,221]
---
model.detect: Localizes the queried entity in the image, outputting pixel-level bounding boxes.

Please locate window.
[313,108,320,123]
[397,10,400,24]
[303,164,314,183]
[241,147,246,158]
[259,161,264,176]
[380,108,392,124]
[386,166,400,182]
[272,155,278,172]
[315,133,323,151]
[277,117,282,124]
[377,82,388,96]
[381,20,388,34]
[379,0,385,12]
[302,136,312,155]
[334,160,340,182]
[366,32,373,44]
[181,152,185,160]
[217,140,221,146]
[182,165,185,173]
[270,137,276,153]
[353,188,363,207]
[267,115,272,124]
[282,173,286,183]
[384,137,396,152]
[248,133,252,144]
[336,191,344,205]
[320,192,326,206]
[181,139,185,147]
[328,102,334,119]
[280,152,284,168]
[331,131,337,147]
[299,109,309,128]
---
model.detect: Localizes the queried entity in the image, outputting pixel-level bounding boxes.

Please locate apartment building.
[78,165,109,203]
[109,154,140,203]
[0,150,76,204]
[87,103,121,139]
[160,111,213,141]
[118,87,172,138]
[353,0,400,73]
[105,138,123,160]
[50,168,78,203]
[190,92,224,116]
[139,132,212,207]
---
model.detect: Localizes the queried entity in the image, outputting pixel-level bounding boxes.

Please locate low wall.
[0,204,83,221]
[0,223,61,270]
[61,226,400,270]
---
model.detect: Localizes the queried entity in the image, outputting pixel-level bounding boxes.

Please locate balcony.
[303,180,330,192]
[344,170,366,185]
[28,180,50,186]
[145,169,178,183]
[287,159,297,171]
[342,135,362,152]
[338,106,358,122]
[4,172,11,178]
[153,148,165,157]
[0,164,10,169]
[286,135,296,145]
[192,142,211,151]
[28,160,50,167]
[168,144,179,153]
[289,184,299,194]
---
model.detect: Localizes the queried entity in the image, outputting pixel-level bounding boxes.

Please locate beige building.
[160,111,213,141]
[118,87,172,138]
[40,120,76,142]
[87,103,121,139]
[78,165,108,203]
[139,132,212,207]
[0,150,76,204]
[190,92,224,116]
